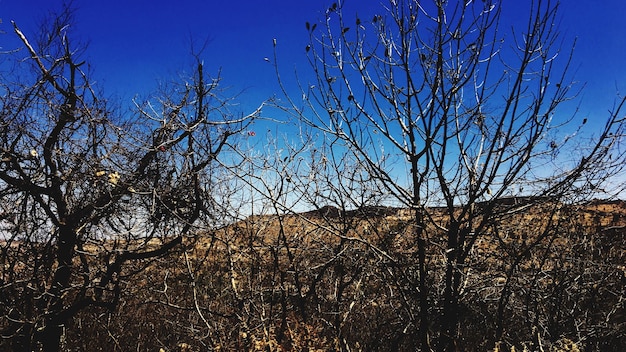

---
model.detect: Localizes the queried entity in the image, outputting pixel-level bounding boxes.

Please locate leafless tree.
[0,9,262,351]
[272,0,625,350]
[235,131,410,350]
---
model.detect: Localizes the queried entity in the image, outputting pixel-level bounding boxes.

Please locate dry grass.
[8,200,622,351]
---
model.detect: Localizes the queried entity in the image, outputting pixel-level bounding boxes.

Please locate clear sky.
[2,0,625,128]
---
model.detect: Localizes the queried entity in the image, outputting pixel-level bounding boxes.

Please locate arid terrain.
[47,199,625,351]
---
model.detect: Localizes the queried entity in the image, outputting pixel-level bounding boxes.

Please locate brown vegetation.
[52,199,625,351]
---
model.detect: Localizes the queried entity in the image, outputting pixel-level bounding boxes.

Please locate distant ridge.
[293,198,625,220]
[299,205,404,219]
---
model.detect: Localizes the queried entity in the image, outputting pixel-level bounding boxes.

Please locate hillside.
[23,200,626,350]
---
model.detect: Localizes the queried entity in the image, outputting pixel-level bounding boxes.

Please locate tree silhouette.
[0,8,262,351]
[272,0,625,350]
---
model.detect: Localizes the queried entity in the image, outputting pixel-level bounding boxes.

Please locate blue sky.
[2,0,625,129]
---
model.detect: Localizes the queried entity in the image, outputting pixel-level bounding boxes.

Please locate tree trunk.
[415,212,430,351]
[440,225,461,352]
[40,324,64,352]
[440,272,458,351]
[38,225,77,352]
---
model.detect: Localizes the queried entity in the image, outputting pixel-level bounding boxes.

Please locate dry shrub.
[56,201,626,351]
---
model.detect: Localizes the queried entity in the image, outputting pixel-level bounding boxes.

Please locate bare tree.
[234,131,409,350]
[0,9,262,351]
[273,0,625,350]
